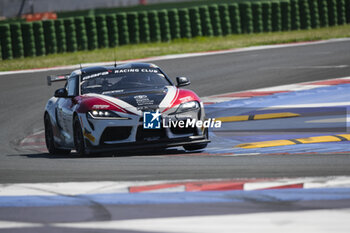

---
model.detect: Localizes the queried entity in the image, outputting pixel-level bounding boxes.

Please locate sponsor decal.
[179,96,193,102]
[134,95,154,106]
[83,129,95,142]
[82,71,109,80]
[114,68,159,74]
[82,69,159,80]
[134,95,148,99]
[92,105,110,109]
[102,90,124,95]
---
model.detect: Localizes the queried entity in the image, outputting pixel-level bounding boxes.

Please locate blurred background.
[0,0,197,18]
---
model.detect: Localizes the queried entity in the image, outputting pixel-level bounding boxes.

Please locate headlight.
[176,101,200,113]
[87,110,129,119]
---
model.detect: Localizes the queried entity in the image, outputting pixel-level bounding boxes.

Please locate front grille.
[170,125,197,135]
[136,126,166,141]
[100,127,132,143]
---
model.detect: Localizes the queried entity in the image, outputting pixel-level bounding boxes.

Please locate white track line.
[204,76,350,104]
[0,221,42,229]
[52,209,350,233]
[265,101,350,109]
[1,38,349,76]
[1,208,348,231]
[206,76,350,98]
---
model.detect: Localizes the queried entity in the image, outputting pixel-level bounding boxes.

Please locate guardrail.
[0,0,349,60]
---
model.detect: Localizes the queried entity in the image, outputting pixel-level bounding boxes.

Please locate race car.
[44,62,210,155]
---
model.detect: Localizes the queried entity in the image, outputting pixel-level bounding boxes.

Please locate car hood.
[82,86,178,114]
[110,87,168,110]
[79,86,201,115]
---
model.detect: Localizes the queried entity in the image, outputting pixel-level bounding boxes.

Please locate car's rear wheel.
[73,116,87,156]
[183,128,209,151]
[44,114,71,155]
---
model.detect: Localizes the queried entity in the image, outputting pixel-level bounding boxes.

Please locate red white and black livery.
[44,63,209,155]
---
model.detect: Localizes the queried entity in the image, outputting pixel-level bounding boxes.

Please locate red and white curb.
[1,38,349,76]
[202,76,350,105]
[2,177,350,232]
[128,176,350,193]
[1,176,350,196]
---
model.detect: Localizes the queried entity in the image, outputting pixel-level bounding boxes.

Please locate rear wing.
[46,74,70,86]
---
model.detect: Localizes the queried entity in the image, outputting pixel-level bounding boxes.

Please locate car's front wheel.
[73,116,87,156]
[44,114,71,155]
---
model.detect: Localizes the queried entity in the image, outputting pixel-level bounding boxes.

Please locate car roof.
[70,62,159,78]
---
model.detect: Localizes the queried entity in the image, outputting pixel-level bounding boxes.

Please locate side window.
[67,76,78,96]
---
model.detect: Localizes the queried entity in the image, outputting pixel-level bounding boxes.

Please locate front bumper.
[85,135,210,153]
[79,109,208,153]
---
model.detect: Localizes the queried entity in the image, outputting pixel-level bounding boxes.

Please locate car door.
[56,76,79,146]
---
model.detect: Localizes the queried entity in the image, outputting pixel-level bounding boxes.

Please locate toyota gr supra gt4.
[44,63,210,155]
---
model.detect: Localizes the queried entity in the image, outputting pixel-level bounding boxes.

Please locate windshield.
[80,68,171,95]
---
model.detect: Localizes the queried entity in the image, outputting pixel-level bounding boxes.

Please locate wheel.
[73,116,87,156]
[44,114,71,155]
[183,128,209,151]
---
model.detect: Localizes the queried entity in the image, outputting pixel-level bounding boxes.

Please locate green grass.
[1,24,349,71]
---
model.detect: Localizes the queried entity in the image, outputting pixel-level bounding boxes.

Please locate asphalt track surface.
[1,40,350,184]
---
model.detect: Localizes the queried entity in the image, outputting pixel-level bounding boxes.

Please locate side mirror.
[176,77,191,87]
[54,88,68,98]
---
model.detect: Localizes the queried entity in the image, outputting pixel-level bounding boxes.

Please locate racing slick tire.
[73,116,87,156]
[44,114,71,155]
[183,128,209,151]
